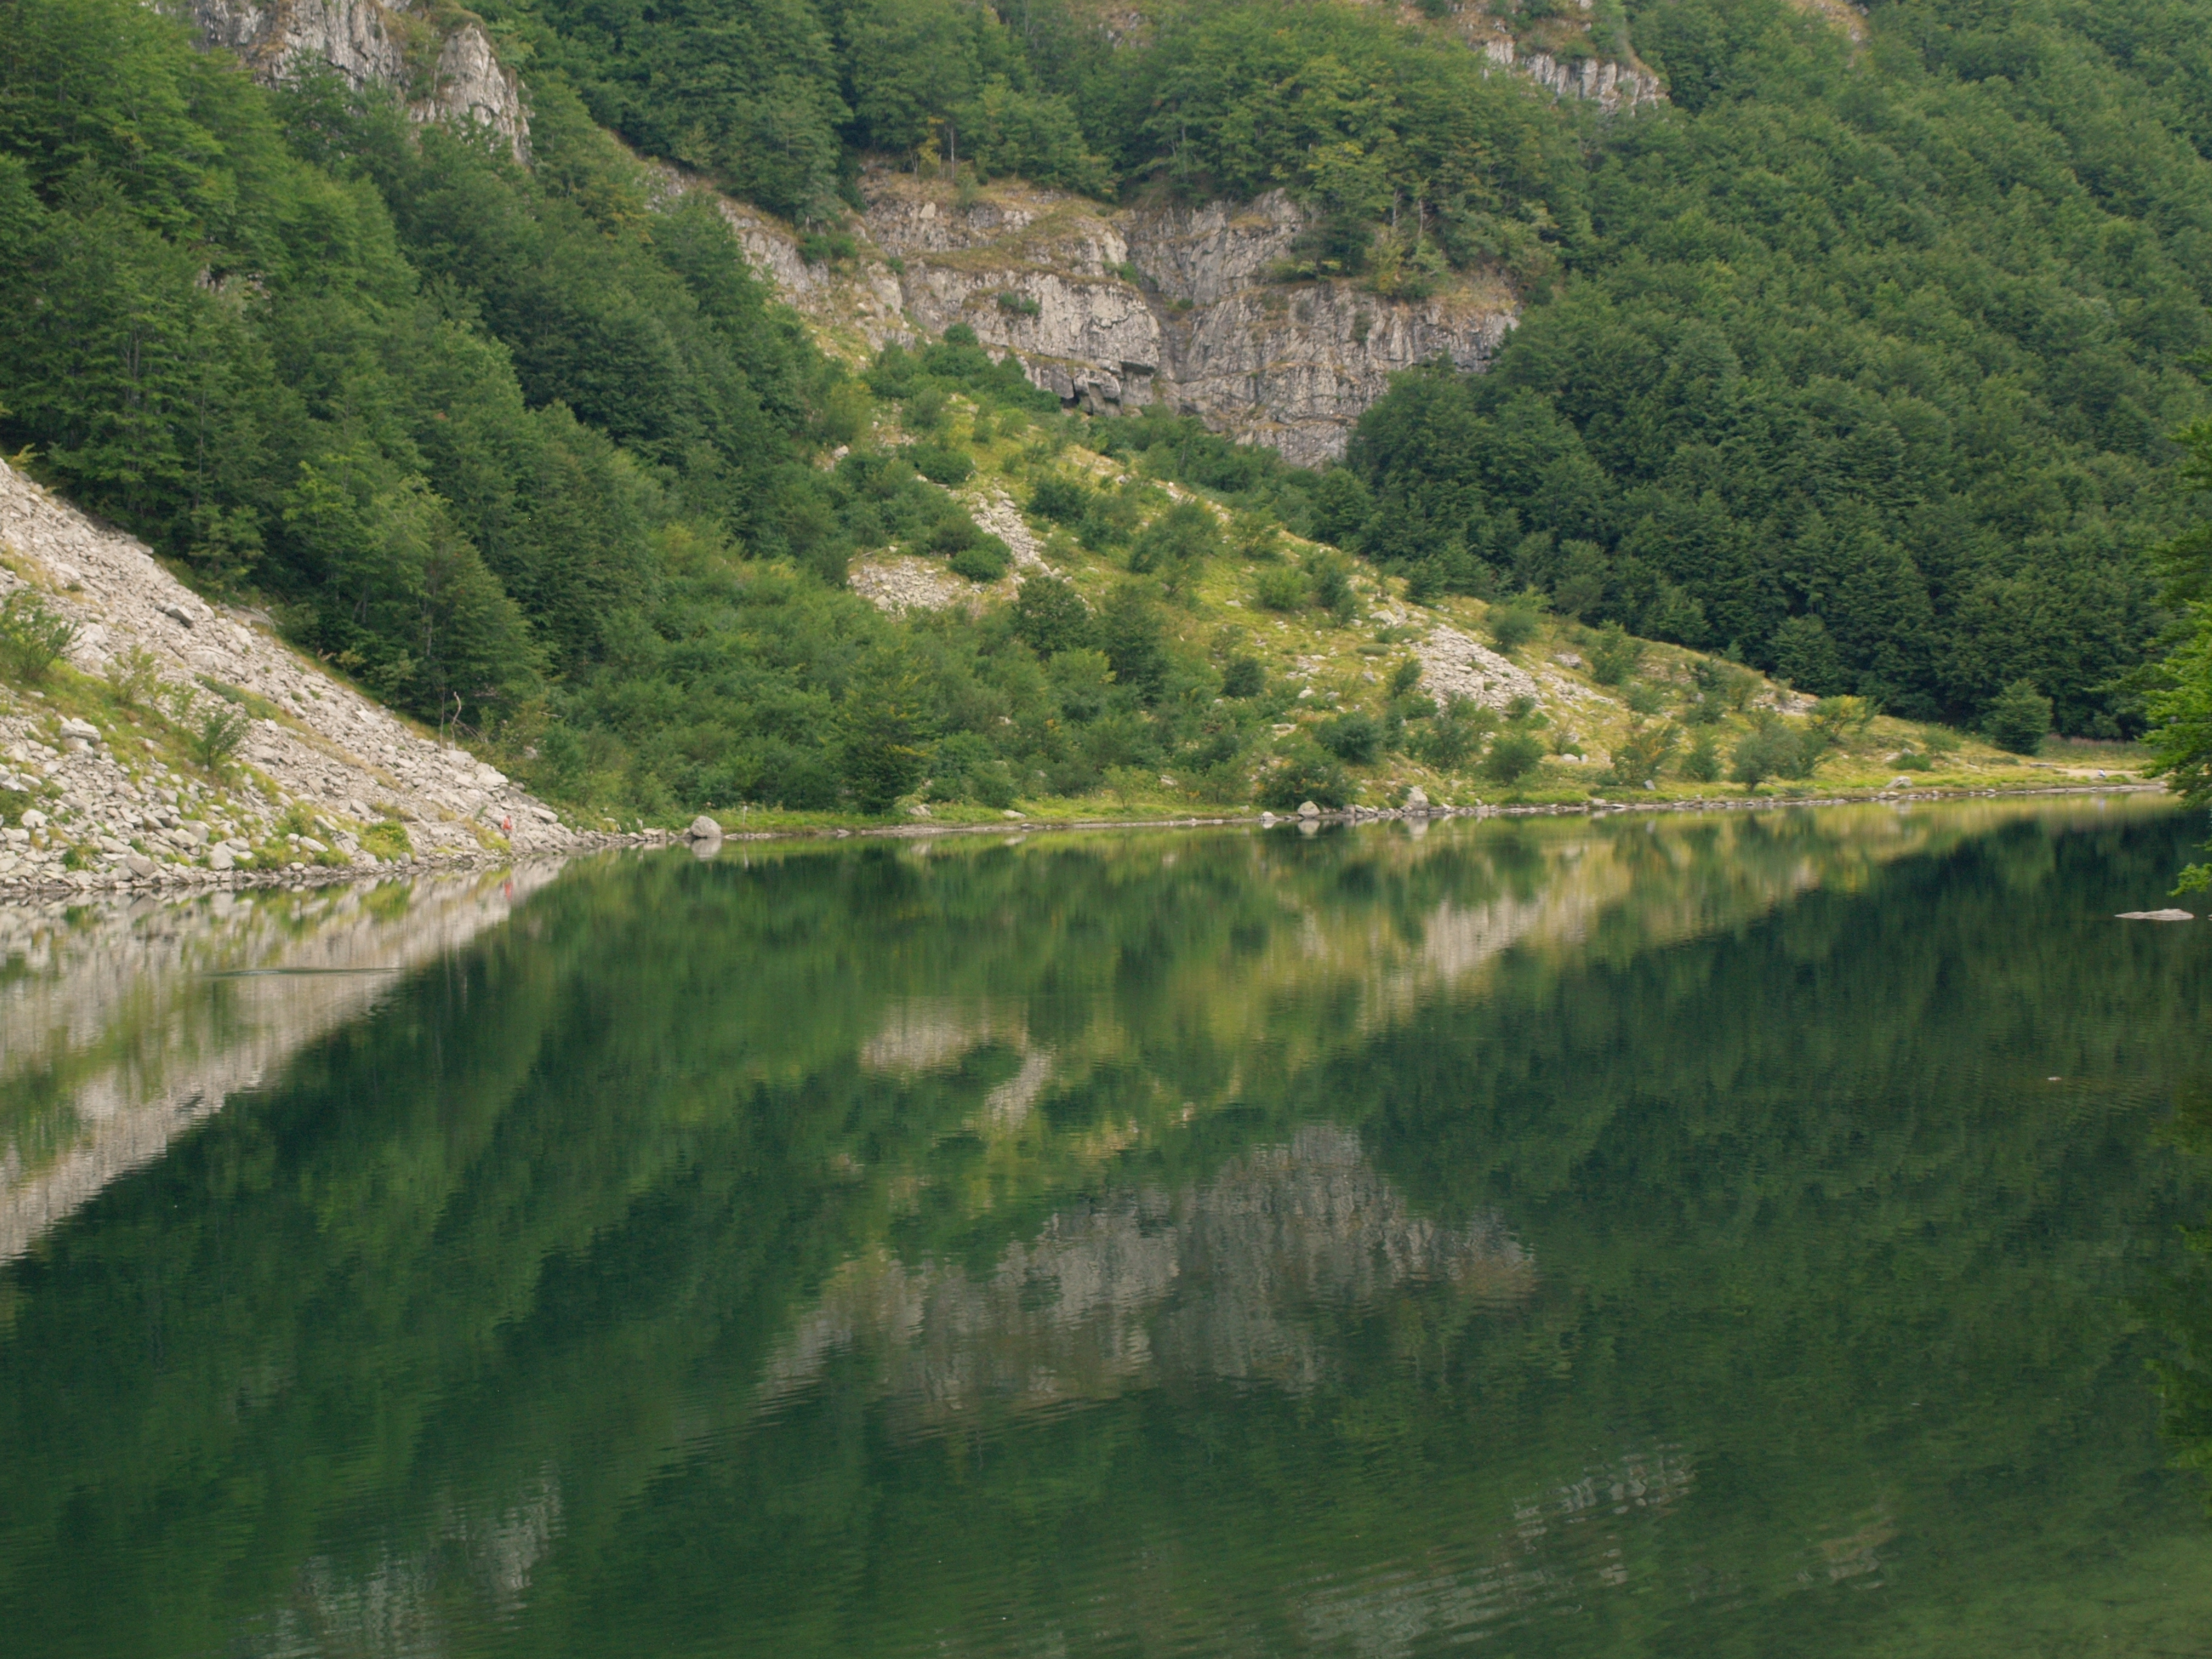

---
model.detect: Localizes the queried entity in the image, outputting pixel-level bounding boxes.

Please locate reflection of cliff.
[853,802,2163,1188]
[252,1472,563,1659]
[760,1126,1533,1430]
[1299,1449,1697,1657]
[0,866,561,1259]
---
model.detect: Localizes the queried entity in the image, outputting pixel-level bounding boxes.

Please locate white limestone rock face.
[1518,50,1667,110]
[176,0,528,155]
[844,173,1520,466]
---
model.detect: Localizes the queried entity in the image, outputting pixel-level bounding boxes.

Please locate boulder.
[1890,776,1914,788]
[59,717,99,741]
[20,809,47,830]
[208,846,234,872]
[1296,800,1321,819]
[124,854,155,877]
[685,814,723,840]
[1404,786,1429,810]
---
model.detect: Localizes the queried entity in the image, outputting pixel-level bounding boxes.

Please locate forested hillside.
[3,0,2209,823]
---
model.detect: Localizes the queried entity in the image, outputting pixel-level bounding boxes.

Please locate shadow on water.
[1,797,2209,1658]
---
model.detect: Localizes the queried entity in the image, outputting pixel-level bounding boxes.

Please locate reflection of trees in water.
[2152,1078,2212,1514]
[2,799,2204,1659]
[760,1126,1534,1430]
[0,867,561,1259]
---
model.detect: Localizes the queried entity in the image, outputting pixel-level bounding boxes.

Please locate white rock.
[2117,909,2194,922]
[20,809,47,830]
[1296,800,1321,819]
[685,814,723,840]
[208,846,234,872]
[58,717,99,741]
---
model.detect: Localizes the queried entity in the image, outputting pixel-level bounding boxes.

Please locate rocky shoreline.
[2,783,2167,903]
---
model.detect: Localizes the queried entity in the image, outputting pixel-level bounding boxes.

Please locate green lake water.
[4,797,2212,1657]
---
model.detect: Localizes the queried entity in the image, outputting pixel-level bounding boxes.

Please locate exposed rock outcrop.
[1472,31,1665,110]
[1,458,583,896]
[174,0,528,155]
[709,169,1519,467]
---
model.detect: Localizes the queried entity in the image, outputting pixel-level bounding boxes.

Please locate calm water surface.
[4,799,2211,1657]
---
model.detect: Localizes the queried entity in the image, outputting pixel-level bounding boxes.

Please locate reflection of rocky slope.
[1299,1448,1696,1654]
[175,0,528,154]
[760,1126,1533,1430]
[0,866,559,1259]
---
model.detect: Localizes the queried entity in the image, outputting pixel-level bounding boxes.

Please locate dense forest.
[5,0,2212,816]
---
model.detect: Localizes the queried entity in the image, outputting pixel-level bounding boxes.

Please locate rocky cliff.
[714,168,1520,468]
[175,0,527,154]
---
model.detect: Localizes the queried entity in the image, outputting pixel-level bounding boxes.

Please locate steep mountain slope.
[1,458,587,894]
[1,0,2187,837]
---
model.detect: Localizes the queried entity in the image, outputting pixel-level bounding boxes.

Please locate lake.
[4,796,2210,1658]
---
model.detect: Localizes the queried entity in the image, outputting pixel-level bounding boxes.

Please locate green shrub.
[1730,719,1823,788]
[103,646,165,707]
[1416,695,1495,768]
[1606,719,1679,788]
[1810,695,1878,744]
[1388,657,1423,697]
[1260,740,1351,809]
[995,290,1041,317]
[1129,501,1222,574]
[1489,605,1540,655]
[1623,681,1667,715]
[1012,576,1094,657]
[905,383,948,431]
[1317,711,1382,765]
[1478,730,1547,785]
[1220,655,1265,698]
[1894,750,1931,771]
[950,538,1012,582]
[1029,474,1090,524]
[1254,566,1308,611]
[799,230,859,265]
[189,704,253,771]
[1588,623,1644,686]
[1307,553,1358,624]
[1679,728,1722,782]
[1984,679,2053,754]
[0,591,78,681]
[361,818,413,860]
[1047,648,1115,722]
[910,443,973,486]
[841,690,930,813]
